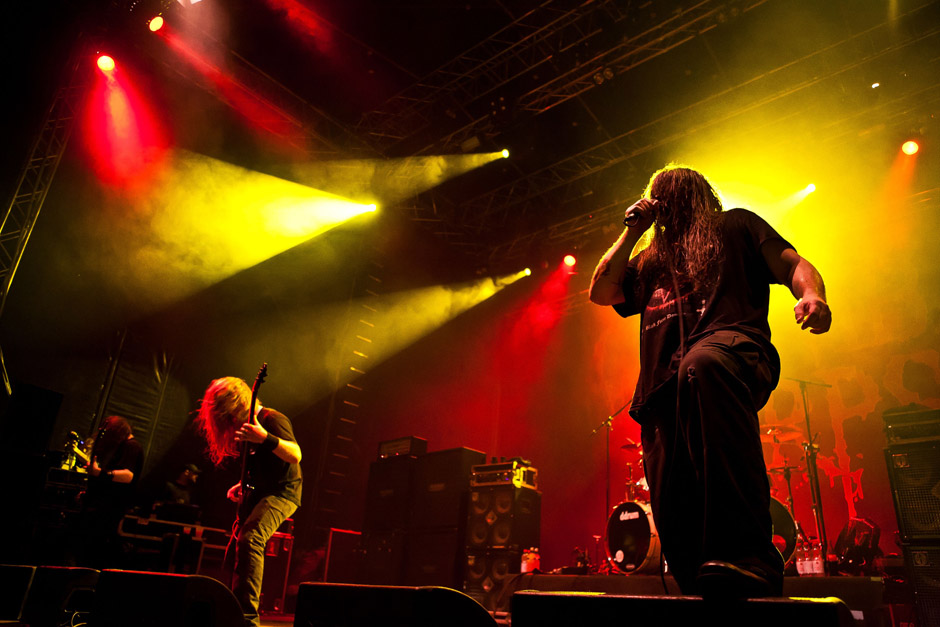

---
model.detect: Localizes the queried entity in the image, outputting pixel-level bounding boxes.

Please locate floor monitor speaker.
[510,591,855,627]
[294,582,496,627]
[91,569,242,627]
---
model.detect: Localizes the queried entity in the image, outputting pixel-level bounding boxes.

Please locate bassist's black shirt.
[247,408,302,507]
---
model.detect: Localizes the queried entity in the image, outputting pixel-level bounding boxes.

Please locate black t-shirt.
[85,437,144,511]
[613,208,793,422]
[247,408,302,507]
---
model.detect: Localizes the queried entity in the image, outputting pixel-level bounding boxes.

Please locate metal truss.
[0,37,94,394]
[357,0,631,148]
[0,40,93,321]
[411,7,940,265]
[357,0,767,156]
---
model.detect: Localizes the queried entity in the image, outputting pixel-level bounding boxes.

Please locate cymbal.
[760,424,802,443]
[767,464,803,475]
[620,439,642,451]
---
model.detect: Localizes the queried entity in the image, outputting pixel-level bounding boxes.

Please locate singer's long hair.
[637,164,723,292]
[194,377,254,466]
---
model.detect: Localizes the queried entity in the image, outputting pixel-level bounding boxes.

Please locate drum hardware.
[766,464,803,474]
[759,424,802,443]
[769,496,800,565]
[783,376,834,574]
[605,501,661,575]
[623,458,648,503]
[590,400,632,536]
[767,460,802,518]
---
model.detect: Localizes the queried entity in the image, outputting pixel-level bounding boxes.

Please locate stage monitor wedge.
[294,582,496,627]
[91,569,243,627]
[510,591,855,627]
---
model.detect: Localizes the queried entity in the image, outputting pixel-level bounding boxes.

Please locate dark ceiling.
[149,0,939,270]
[4,0,940,277]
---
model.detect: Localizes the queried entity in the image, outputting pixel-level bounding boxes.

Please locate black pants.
[227,494,297,626]
[640,330,784,594]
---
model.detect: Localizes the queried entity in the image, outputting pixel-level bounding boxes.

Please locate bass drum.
[770,496,798,565]
[605,501,661,575]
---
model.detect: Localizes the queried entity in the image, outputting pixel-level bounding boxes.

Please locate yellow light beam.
[85,150,376,311]
[285,152,507,206]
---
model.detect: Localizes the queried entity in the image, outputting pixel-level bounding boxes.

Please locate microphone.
[623,211,643,227]
[623,199,661,227]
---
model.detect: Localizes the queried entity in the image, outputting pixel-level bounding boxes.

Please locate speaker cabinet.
[404,528,463,588]
[411,448,485,529]
[466,485,540,551]
[357,531,406,585]
[364,455,418,533]
[0,564,34,621]
[91,569,243,627]
[260,532,293,614]
[885,440,940,541]
[16,566,98,627]
[509,591,855,627]
[324,528,362,584]
[903,544,940,627]
[294,582,496,627]
[464,549,520,612]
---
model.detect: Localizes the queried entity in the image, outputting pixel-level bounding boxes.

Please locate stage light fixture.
[501,149,510,159]
[805,183,816,193]
[902,140,919,155]
[871,82,880,89]
[149,16,164,32]
[524,268,532,276]
[97,55,115,72]
[563,255,577,267]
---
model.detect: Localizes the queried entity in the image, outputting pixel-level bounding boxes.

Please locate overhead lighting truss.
[388,3,940,266]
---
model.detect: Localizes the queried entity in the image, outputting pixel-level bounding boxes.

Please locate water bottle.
[810,539,824,576]
[521,547,540,573]
[795,540,806,576]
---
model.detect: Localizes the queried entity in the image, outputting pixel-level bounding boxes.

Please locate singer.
[195,377,302,626]
[589,165,830,598]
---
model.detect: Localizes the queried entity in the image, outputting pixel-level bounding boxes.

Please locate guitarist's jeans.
[228,494,297,626]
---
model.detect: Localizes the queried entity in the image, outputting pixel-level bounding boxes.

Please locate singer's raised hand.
[623,198,659,232]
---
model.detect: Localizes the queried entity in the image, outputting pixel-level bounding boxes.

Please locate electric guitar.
[237,362,267,516]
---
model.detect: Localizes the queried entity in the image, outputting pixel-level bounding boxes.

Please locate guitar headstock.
[252,363,268,394]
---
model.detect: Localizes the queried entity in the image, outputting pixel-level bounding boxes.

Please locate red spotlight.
[901,140,919,156]
[563,254,577,267]
[149,16,165,32]
[97,55,115,72]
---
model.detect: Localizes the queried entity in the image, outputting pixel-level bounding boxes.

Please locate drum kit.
[604,439,660,575]
[602,420,818,576]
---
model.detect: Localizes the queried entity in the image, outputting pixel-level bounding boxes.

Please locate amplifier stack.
[464,459,541,611]
[883,404,940,626]
[359,445,486,588]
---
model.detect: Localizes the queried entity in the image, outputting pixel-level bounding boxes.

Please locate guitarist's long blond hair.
[195,377,254,465]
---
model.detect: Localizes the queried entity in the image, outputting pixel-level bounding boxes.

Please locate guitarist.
[195,376,302,626]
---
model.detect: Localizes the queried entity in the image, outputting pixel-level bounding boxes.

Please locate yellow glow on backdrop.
[86,150,374,311]
[663,132,931,378]
[316,275,513,391]
[286,152,507,206]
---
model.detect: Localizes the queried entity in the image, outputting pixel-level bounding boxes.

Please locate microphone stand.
[784,376,832,573]
[591,400,632,543]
